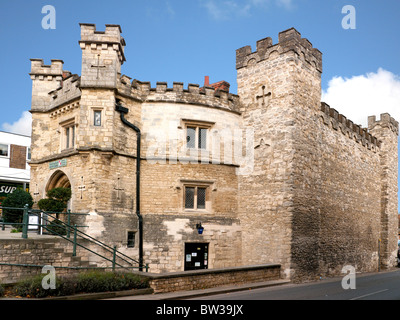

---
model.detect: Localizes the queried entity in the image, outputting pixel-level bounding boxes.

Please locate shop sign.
[0,182,23,197]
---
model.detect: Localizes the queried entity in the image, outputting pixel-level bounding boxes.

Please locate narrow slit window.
[63,123,76,150]
[94,110,102,126]
[127,231,136,248]
[66,127,70,149]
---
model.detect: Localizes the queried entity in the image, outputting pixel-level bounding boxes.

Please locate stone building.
[29,24,398,281]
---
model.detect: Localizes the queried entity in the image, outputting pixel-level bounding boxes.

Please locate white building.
[0,131,31,206]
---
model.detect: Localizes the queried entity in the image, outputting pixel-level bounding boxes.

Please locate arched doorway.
[45,170,72,211]
[46,170,71,190]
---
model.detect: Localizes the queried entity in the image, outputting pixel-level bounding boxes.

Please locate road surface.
[191,269,400,300]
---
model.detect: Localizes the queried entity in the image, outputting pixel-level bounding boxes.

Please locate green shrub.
[13,270,149,298]
[13,274,68,298]
[45,219,67,236]
[75,271,149,293]
[38,187,72,217]
[11,227,22,233]
[2,189,33,224]
[0,284,4,297]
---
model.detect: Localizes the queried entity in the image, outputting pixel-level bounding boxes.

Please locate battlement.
[117,77,241,114]
[79,23,126,64]
[368,114,399,135]
[320,102,381,150]
[236,27,322,72]
[30,59,64,79]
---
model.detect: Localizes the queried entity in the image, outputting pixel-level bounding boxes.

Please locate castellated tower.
[79,23,126,89]
[29,24,139,244]
[236,28,323,279]
[236,28,398,281]
[30,59,64,111]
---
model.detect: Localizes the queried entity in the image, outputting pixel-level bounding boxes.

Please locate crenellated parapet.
[30,59,64,79]
[368,113,399,136]
[48,74,81,114]
[79,23,126,64]
[79,23,126,88]
[117,77,242,114]
[30,59,65,111]
[320,102,381,150]
[236,27,322,73]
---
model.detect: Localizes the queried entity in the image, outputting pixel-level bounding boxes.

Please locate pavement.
[0,227,59,240]
[103,279,291,300]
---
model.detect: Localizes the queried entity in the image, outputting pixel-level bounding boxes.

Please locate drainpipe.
[115,99,144,271]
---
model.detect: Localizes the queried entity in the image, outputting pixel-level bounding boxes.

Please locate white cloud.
[166,1,175,17]
[321,68,400,128]
[1,111,32,136]
[200,0,291,20]
[200,0,250,20]
[276,0,292,9]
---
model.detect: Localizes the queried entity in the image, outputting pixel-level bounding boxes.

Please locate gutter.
[115,99,144,271]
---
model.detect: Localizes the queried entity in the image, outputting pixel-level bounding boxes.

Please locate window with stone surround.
[60,119,76,150]
[182,180,213,212]
[183,119,214,150]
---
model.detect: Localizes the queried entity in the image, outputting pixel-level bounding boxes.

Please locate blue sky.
[0,1,399,162]
[0,0,399,132]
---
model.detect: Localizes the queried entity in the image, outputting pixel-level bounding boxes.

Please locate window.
[127,231,136,248]
[183,120,214,150]
[184,186,208,210]
[181,179,214,212]
[186,127,208,150]
[27,147,31,161]
[65,125,75,149]
[60,119,76,150]
[0,144,8,157]
[94,110,102,126]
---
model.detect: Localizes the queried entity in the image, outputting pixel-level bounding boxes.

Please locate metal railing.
[0,205,148,272]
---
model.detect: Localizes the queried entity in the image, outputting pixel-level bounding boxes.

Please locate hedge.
[12,270,149,298]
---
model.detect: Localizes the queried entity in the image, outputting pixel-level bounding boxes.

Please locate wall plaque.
[49,159,67,170]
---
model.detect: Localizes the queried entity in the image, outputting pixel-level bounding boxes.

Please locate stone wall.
[0,238,96,283]
[147,263,281,293]
[290,105,382,281]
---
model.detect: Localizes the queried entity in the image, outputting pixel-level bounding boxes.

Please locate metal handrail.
[0,206,148,272]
